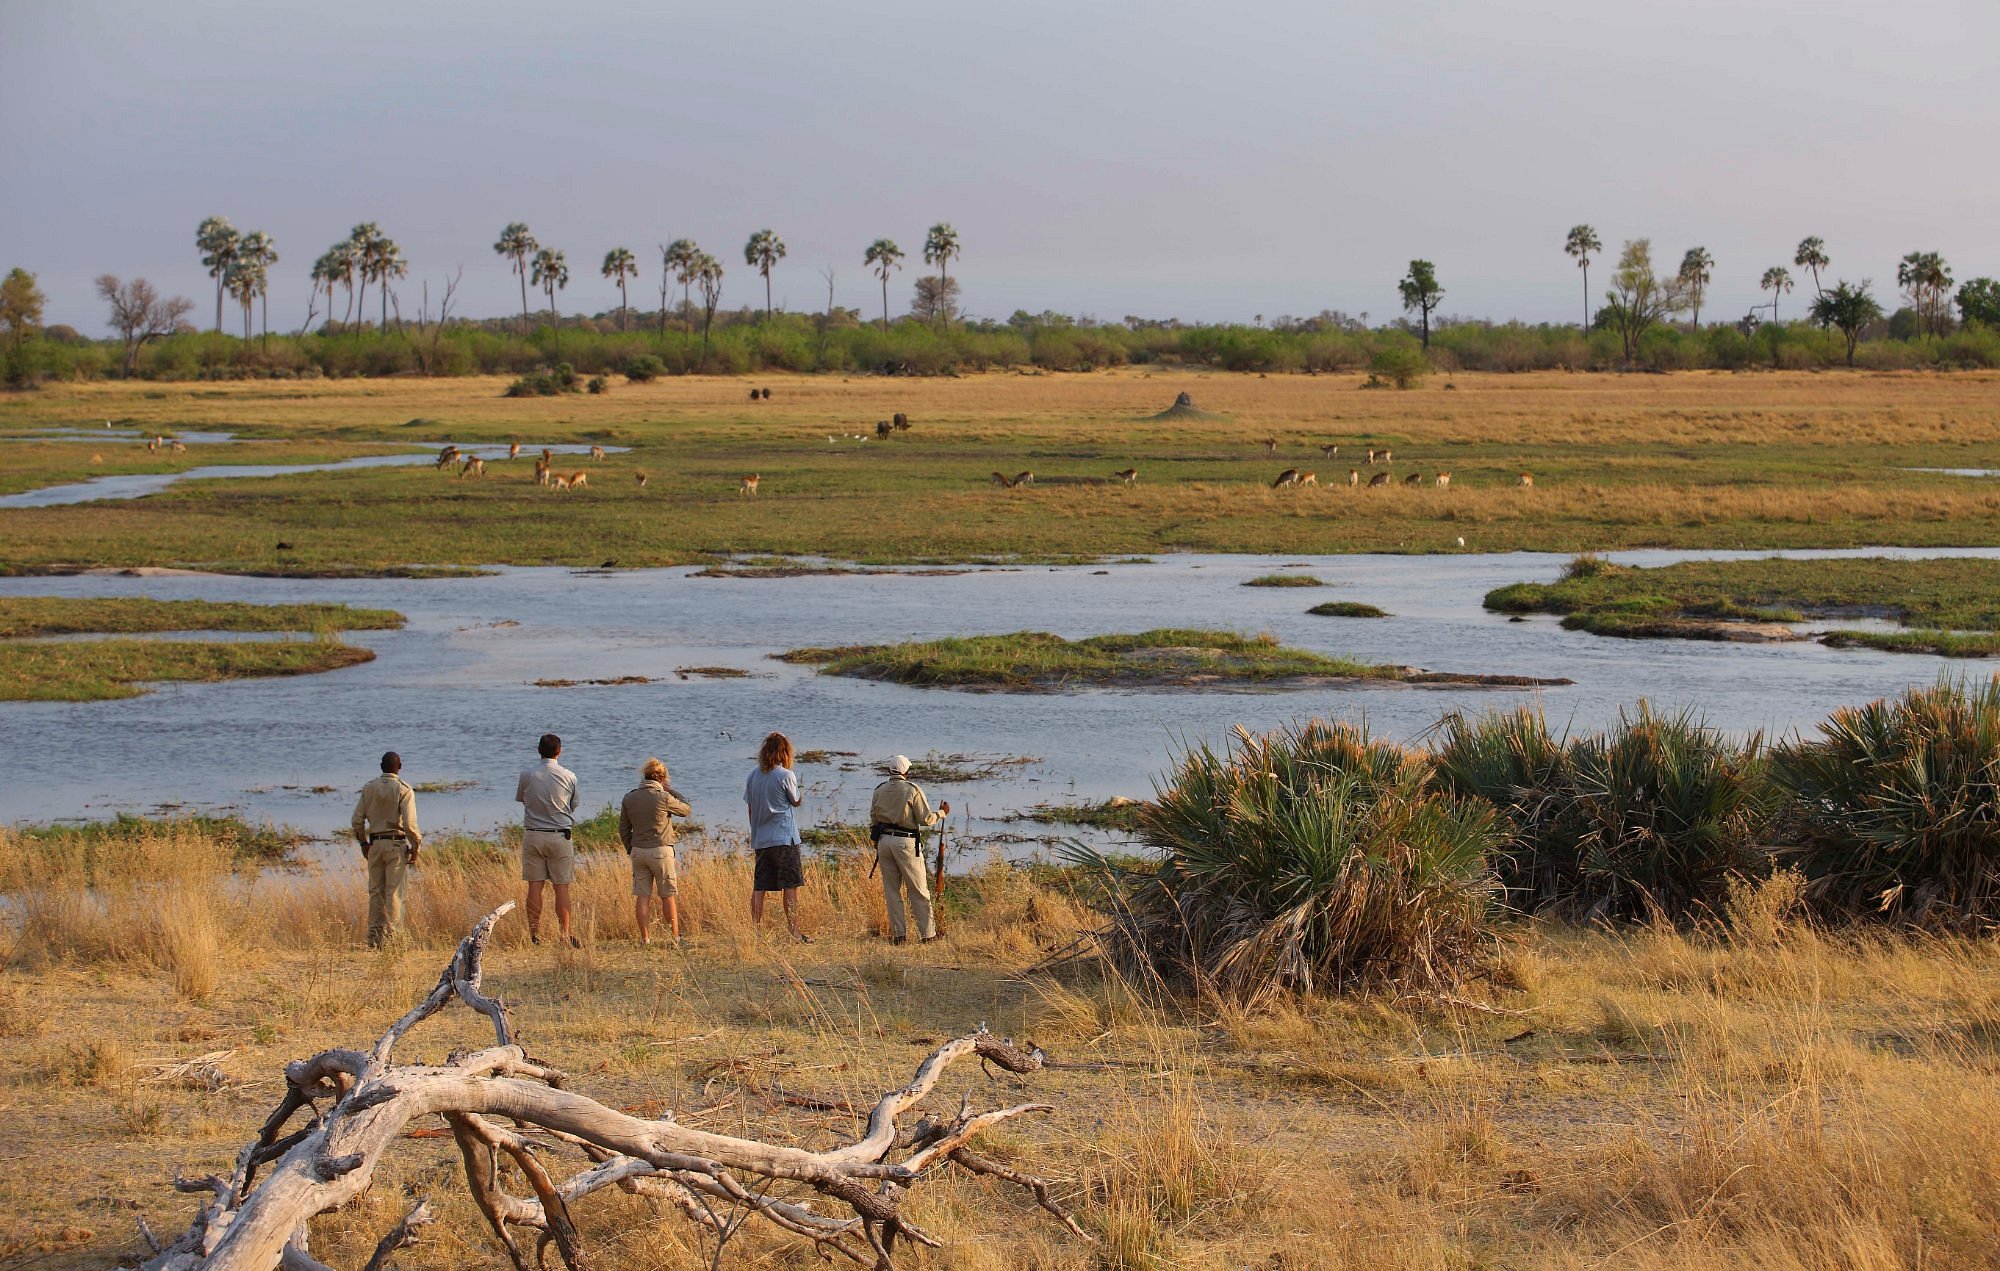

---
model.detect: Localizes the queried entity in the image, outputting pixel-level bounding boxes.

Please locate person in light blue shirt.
[744,731,809,941]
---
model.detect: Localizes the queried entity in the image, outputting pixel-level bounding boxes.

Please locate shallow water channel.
[6,549,1999,859]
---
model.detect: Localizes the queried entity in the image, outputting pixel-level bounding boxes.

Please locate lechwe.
[459,456,485,478]
[739,474,760,495]
[1518,471,1535,488]
[1113,467,1138,485]
[1435,471,1452,489]
[589,445,606,461]
[1271,468,1302,489]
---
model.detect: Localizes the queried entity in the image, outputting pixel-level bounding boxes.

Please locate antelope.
[1348,469,1360,486]
[509,442,521,460]
[170,440,186,453]
[1435,472,1451,489]
[90,453,103,464]
[562,471,588,491]
[146,436,158,452]
[1261,436,1278,454]
[549,472,571,491]
[1368,471,1391,488]
[459,456,485,478]
[876,420,893,438]
[1403,472,1423,487]
[635,472,649,488]
[1379,449,1394,463]
[1319,443,1340,459]
[541,447,554,464]
[437,444,460,469]
[533,458,550,486]
[1012,471,1035,488]
[589,445,606,461]
[1364,448,1376,465]
[990,471,1016,488]
[1298,471,1318,486]
[739,474,760,495]
[1517,472,1534,488]
[1114,468,1138,485]
[1272,468,1302,489]
[892,412,909,429]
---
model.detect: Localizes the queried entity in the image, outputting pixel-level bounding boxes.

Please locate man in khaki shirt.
[868,755,949,943]
[351,751,422,946]
[619,757,692,946]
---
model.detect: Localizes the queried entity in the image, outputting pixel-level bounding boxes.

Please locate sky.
[3,0,1995,332]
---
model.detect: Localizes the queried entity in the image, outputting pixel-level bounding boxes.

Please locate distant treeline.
[6,304,2000,384]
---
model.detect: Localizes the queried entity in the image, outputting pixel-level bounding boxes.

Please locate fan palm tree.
[224,259,258,339]
[694,253,723,358]
[1677,247,1713,331]
[743,230,787,319]
[346,224,383,329]
[663,239,699,311]
[602,247,637,331]
[238,230,278,343]
[1761,266,1794,322]
[196,215,242,332]
[309,249,346,330]
[864,238,903,329]
[1897,251,1953,338]
[1564,225,1601,328]
[494,223,539,330]
[365,234,406,329]
[923,224,960,304]
[532,247,569,350]
[1794,237,1830,297]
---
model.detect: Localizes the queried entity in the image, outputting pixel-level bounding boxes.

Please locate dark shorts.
[753,843,805,891]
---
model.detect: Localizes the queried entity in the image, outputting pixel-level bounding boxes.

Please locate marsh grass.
[1242,573,1324,587]
[0,634,374,701]
[8,815,2000,1269]
[785,628,1389,690]
[1307,600,1389,618]
[0,596,404,638]
[5,371,2000,572]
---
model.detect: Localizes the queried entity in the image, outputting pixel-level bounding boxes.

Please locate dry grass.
[4,830,2000,1269]
[3,369,1999,571]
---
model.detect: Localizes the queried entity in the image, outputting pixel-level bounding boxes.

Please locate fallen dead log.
[138,903,1083,1270]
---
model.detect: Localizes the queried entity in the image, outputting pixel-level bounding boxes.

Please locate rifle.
[932,808,951,937]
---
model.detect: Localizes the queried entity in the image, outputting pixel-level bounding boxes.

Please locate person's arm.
[564,773,579,815]
[400,786,422,859]
[514,771,528,805]
[665,791,691,818]
[618,796,634,853]
[783,768,802,808]
[351,789,370,851]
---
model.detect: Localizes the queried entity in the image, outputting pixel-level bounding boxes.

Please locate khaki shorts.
[521,829,576,884]
[630,847,677,897]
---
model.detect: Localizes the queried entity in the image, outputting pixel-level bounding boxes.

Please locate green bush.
[1771,677,2000,927]
[1366,341,1427,389]
[623,354,665,382]
[1072,719,1500,1003]
[585,374,608,394]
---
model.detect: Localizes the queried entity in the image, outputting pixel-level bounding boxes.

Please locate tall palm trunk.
[764,271,773,319]
[215,283,225,333]
[881,275,890,329]
[620,280,629,331]
[547,284,560,355]
[381,279,388,330]
[356,278,367,331]
[1581,262,1590,328]
[518,262,530,330]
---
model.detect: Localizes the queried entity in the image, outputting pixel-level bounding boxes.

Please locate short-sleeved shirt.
[744,765,801,850]
[516,758,579,831]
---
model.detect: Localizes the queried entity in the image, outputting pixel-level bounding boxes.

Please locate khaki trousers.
[366,847,409,946]
[876,834,934,940]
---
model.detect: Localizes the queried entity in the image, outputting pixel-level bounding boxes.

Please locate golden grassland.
[5,823,2000,1269]
[2,369,1999,571]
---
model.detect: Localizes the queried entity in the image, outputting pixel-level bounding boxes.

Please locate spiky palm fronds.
[1073,720,1499,1006]
[1772,677,2000,927]
[1432,706,1582,910]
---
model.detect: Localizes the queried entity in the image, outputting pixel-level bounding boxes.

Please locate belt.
[369,833,407,843]
[872,823,917,841]
[527,827,573,839]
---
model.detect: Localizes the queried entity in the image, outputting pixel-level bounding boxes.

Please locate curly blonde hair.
[641,757,668,784]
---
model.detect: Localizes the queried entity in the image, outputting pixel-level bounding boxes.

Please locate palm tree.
[363,234,406,329]
[1896,251,1953,338]
[532,247,569,350]
[1564,225,1601,328]
[601,247,637,331]
[743,230,787,319]
[663,239,699,311]
[864,238,903,329]
[239,230,278,343]
[923,224,960,309]
[196,215,242,332]
[331,240,360,326]
[1761,266,1794,322]
[1678,247,1714,331]
[494,223,539,330]
[224,259,258,339]
[1794,237,1829,297]
[309,250,345,330]
[346,224,382,329]
[694,253,723,358]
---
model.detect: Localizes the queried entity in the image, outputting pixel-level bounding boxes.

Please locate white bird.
[828,435,836,444]
[1457,536,1466,548]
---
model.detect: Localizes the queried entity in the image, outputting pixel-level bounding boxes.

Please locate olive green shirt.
[619,780,692,852]
[352,773,421,849]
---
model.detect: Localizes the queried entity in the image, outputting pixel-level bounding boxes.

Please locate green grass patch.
[1488,555,2000,651]
[1009,799,1147,831]
[1819,630,2000,657]
[1243,573,1325,587]
[0,596,404,638]
[0,636,374,701]
[1307,601,1389,618]
[780,628,1394,691]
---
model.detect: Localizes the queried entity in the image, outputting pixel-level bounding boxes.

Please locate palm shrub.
[1770,677,2000,927]
[1072,720,1500,1005]
[1564,705,1770,922]
[1432,707,1582,910]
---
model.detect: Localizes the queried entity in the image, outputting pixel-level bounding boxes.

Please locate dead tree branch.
[139,904,1080,1270]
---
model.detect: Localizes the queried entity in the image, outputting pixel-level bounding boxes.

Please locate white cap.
[888,754,911,775]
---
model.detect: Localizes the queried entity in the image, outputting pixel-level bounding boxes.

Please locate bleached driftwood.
[138,903,1081,1270]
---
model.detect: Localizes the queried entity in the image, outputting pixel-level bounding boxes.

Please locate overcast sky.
[4,0,1995,332]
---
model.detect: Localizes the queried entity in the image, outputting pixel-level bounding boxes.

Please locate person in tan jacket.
[351,751,422,947]
[620,757,691,945]
[869,755,949,943]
